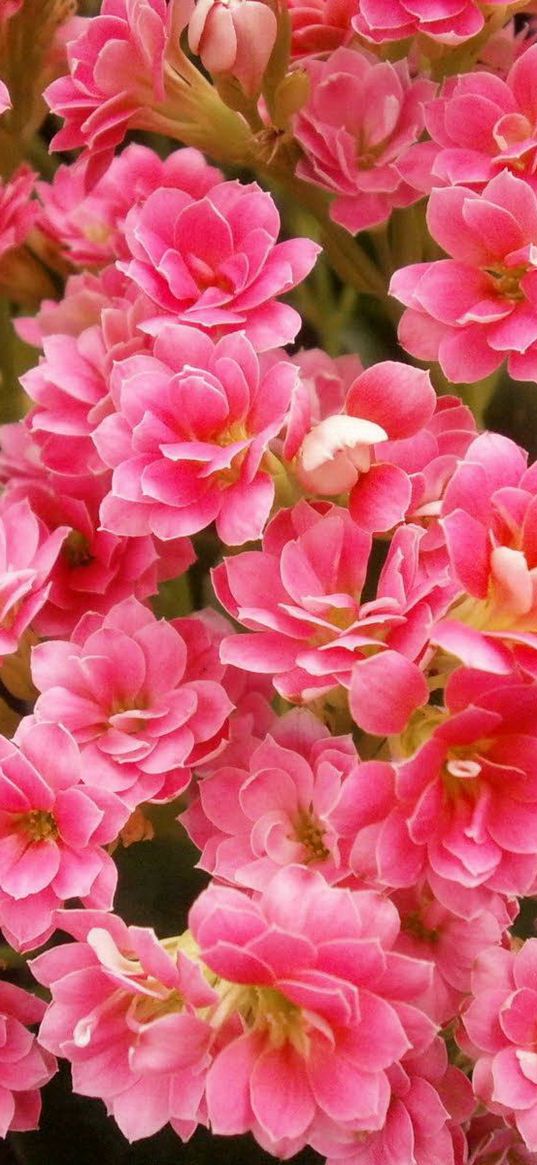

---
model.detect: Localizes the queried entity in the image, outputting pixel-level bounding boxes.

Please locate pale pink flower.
[94,324,299,545]
[32,597,233,809]
[16,265,136,349]
[1,475,194,639]
[433,432,537,675]
[37,144,223,270]
[390,171,537,384]
[352,0,509,44]
[191,865,436,1153]
[0,719,127,951]
[311,1039,474,1165]
[286,0,355,58]
[463,940,537,1152]
[31,910,217,1142]
[0,79,10,115]
[0,980,56,1137]
[188,0,277,96]
[0,496,68,658]
[118,179,320,349]
[0,165,36,257]
[180,707,372,888]
[294,48,435,233]
[401,45,537,196]
[214,502,454,734]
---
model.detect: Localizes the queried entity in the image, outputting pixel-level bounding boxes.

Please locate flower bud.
[188,0,278,97]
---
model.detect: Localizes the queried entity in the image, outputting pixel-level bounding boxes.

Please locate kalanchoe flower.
[390,171,537,384]
[463,939,537,1153]
[181,707,374,888]
[188,0,278,97]
[0,980,56,1137]
[0,79,10,114]
[94,324,299,545]
[31,910,217,1143]
[286,0,355,58]
[0,719,127,951]
[352,0,512,45]
[0,496,68,658]
[117,179,320,349]
[214,501,454,735]
[465,1111,537,1163]
[37,144,223,270]
[400,45,537,196]
[293,48,435,234]
[31,597,233,810]
[190,865,436,1155]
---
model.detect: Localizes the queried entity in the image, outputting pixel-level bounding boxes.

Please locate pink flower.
[463,939,537,1152]
[37,144,223,270]
[0,980,56,1136]
[31,910,217,1142]
[188,0,277,96]
[0,79,10,115]
[1,476,194,639]
[352,0,508,44]
[31,597,233,809]
[0,165,36,258]
[118,179,320,349]
[190,865,436,1154]
[214,502,453,734]
[44,0,193,175]
[94,324,299,544]
[0,496,68,658]
[294,48,435,233]
[400,45,537,196]
[286,0,355,59]
[0,719,127,951]
[180,707,373,888]
[433,432,537,675]
[390,171,537,384]
[465,1111,537,1164]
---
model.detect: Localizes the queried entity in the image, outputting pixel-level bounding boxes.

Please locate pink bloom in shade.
[390,171,537,385]
[293,48,435,234]
[0,719,127,952]
[463,939,537,1153]
[392,881,505,1024]
[44,0,194,177]
[0,80,10,115]
[1,475,194,639]
[432,432,537,675]
[310,1038,474,1165]
[15,265,135,349]
[30,910,218,1143]
[352,0,508,44]
[400,46,537,197]
[31,597,233,810]
[213,501,454,735]
[465,1112,537,1164]
[94,324,299,545]
[180,707,379,888]
[118,180,320,349]
[0,497,68,659]
[0,980,56,1136]
[190,865,436,1154]
[37,144,223,270]
[188,0,277,97]
[286,0,355,59]
[0,165,36,258]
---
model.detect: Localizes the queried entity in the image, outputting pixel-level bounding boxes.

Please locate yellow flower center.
[19,809,58,842]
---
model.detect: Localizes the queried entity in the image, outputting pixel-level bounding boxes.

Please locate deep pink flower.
[37,144,223,270]
[352,0,509,45]
[188,0,277,96]
[1,476,194,639]
[0,496,68,658]
[463,939,537,1152]
[390,171,537,384]
[400,45,537,196]
[94,324,299,544]
[214,501,454,734]
[286,0,355,58]
[0,719,127,951]
[31,910,217,1142]
[465,1111,537,1164]
[118,179,320,349]
[433,432,537,675]
[294,48,435,233]
[0,980,56,1137]
[180,707,374,888]
[190,865,436,1154]
[32,597,233,809]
